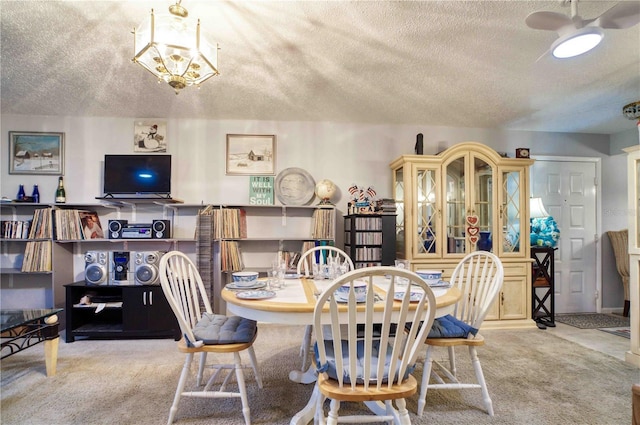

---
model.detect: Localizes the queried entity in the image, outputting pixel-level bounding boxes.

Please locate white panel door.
[531,159,598,313]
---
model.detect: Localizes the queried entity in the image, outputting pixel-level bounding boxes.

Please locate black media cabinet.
[64,282,180,342]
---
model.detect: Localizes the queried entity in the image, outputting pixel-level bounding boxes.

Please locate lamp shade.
[551,26,603,59]
[530,197,550,219]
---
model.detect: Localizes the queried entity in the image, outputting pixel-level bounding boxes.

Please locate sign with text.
[249,176,274,205]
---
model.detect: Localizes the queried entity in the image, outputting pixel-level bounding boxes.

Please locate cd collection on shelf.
[2,219,31,239]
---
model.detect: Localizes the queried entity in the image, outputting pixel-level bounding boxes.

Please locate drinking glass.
[271,260,286,289]
[395,259,410,286]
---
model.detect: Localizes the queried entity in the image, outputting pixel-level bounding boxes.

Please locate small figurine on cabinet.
[347,184,378,214]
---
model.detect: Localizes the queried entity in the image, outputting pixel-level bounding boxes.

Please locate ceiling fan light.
[551,27,603,59]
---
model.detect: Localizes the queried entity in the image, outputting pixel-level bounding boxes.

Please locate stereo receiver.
[121,224,153,239]
[108,220,171,239]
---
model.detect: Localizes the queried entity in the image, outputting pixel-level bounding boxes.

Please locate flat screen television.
[103,154,171,197]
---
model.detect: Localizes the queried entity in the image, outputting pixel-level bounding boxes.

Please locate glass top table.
[1,309,63,333]
[1,308,63,377]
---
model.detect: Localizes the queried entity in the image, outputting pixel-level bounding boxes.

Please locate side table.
[531,247,556,329]
[1,309,63,376]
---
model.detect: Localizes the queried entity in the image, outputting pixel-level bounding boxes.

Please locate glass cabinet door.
[394,167,405,257]
[415,167,439,256]
[473,156,493,253]
[445,156,466,254]
[499,167,524,256]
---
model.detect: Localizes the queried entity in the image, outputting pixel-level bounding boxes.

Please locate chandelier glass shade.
[133,2,219,94]
[551,26,603,59]
[623,101,640,120]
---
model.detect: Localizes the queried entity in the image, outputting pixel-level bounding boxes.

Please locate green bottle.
[55,177,66,203]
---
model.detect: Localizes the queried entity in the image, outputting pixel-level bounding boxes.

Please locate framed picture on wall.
[9,131,65,175]
[134,120,167,152]
[226,134,276,176]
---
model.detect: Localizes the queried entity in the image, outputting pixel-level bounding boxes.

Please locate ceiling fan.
[526,0,640,59]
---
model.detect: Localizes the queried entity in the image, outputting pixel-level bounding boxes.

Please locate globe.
[315,179,337,205]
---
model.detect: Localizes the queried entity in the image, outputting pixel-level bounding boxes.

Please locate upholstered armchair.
[606,230,630,317]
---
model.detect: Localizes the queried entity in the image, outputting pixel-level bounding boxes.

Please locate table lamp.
[530,198,560,248]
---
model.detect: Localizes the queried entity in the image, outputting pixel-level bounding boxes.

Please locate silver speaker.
[84,251,108,285]
[133,251,165,285]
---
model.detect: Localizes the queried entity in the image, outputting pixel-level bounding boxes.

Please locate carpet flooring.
[554,313,630,329]
[1,324,639,425]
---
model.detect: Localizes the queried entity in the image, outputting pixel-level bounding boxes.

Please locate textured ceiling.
[1,0,639,136]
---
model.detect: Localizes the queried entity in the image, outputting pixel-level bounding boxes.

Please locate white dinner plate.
[284,273,301,279]
[333,293,366,303]
[428,280,451,288]
[236,290,276,300]
[226,281,266,290]
[394,292,423,302]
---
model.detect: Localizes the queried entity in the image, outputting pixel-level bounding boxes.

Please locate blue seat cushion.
[314,339,413,384]
[405,314,478,338]
[192,313,257,345]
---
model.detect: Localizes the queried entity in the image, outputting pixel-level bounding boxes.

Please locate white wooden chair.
[416,251,504,416]
[313,266,437,425]
[294,246,355,380]
[159,251,263,425]
[297,245,354,278]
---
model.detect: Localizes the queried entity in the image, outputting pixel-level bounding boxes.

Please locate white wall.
[0,113,630,309]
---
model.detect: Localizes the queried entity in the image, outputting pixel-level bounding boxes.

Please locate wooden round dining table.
[221,275,461,324]
[222,275,462,425]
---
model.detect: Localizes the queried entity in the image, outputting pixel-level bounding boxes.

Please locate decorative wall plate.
[275,167,316,205]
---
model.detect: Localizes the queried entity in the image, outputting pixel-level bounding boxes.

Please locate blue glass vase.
[478,231,492,251]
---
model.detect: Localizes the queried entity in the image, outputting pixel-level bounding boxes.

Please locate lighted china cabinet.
[624,144,640,367]
[390,142,535,328]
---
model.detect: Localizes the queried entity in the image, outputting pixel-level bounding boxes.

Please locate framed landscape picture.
[226,134,276,176]
[9,131,64,175]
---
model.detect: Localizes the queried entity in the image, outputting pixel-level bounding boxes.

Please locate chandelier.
[132,1,219,94]
[623,101,640,121]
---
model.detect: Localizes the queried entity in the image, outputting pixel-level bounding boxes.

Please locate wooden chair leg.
[168,353,194,424]
[469,346,494,416]
[418,346,435,416]
[247,346,263,388]
[234,352,251,425]
[327,399,340,425]
[196,352,207,386]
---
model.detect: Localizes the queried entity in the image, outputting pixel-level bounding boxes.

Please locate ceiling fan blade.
[594,1,640,29]
[525,11,572,31]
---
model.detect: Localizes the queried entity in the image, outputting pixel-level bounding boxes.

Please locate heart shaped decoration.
[466,215,479,226]
[469,235,479,245]
[467,226,479,236]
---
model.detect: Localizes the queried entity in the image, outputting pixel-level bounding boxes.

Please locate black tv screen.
[103,155,171,196]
